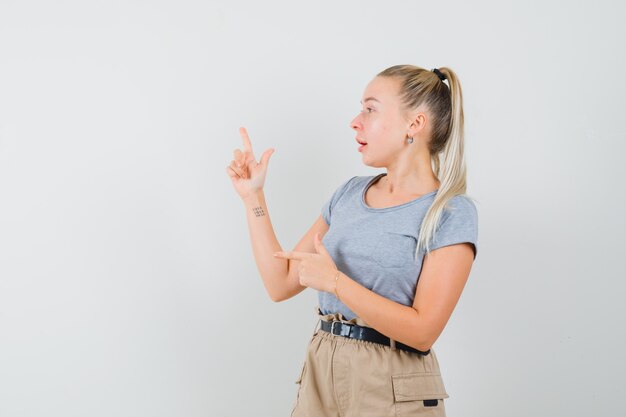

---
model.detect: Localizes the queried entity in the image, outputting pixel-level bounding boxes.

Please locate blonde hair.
[376,65,476,259]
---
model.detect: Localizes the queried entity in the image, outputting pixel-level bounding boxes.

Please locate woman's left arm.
[336,242,475,352]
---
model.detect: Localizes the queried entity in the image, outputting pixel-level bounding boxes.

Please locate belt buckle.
[330,321,352,337]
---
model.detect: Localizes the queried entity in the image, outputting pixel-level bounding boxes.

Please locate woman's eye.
[361,108,373,114]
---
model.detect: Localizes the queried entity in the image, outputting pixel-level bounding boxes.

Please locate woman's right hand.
[226,127,275,201]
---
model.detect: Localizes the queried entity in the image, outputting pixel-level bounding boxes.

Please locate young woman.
[226,65,478,417]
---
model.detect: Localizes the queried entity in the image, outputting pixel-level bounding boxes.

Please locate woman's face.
[350,76,409,167]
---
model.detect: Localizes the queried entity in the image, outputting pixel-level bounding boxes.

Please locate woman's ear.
[406,110,429,138]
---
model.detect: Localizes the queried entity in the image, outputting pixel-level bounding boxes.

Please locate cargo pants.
[290,307,449,417]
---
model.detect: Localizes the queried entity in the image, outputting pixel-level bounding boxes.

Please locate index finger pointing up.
[239,127,254,154]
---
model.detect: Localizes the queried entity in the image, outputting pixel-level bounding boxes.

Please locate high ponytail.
[376,65,476,259]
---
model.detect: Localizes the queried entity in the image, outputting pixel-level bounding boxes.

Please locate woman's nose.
[350,114,361,130]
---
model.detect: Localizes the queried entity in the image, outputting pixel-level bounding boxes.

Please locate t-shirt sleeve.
[429,196,479,260]
[321,176,358,226]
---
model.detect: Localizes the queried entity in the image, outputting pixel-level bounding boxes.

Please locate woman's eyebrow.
[360,97,381,104]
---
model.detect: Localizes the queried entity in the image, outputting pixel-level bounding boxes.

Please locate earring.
[407,136,414,144]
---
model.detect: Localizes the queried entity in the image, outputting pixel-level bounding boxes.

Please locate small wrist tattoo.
[252,206,265,217]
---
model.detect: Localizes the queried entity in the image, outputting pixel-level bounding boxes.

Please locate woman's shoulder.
[441,194,478,222]
[447,194,478,210]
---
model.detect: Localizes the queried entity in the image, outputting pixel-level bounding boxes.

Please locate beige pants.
[290,307,449,417]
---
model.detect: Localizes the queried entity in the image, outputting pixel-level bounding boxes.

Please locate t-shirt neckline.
[360,173,439,212]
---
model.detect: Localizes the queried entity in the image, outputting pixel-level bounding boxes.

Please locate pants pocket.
[392,372,449,416]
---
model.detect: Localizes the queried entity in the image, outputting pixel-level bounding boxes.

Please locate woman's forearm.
[242,189,288,301]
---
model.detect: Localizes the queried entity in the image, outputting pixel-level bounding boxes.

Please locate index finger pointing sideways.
[239,127,253,154]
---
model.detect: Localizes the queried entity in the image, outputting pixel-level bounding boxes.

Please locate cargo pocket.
[392,372,449,416]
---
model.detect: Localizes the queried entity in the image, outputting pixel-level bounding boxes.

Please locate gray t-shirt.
[319,173,478,320]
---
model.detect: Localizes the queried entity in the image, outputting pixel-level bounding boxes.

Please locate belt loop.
[389,338,397,351]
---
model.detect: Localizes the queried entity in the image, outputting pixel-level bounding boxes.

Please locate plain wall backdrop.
[1,0,625,416]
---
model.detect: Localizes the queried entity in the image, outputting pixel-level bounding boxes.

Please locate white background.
[1,0,624,416]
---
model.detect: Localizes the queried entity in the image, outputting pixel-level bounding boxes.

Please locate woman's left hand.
[273,233,338,293]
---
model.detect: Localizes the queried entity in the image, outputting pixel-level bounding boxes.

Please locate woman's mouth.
[356,137,367,151]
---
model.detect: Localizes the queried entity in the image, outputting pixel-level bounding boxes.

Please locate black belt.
[319,319,430,355]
